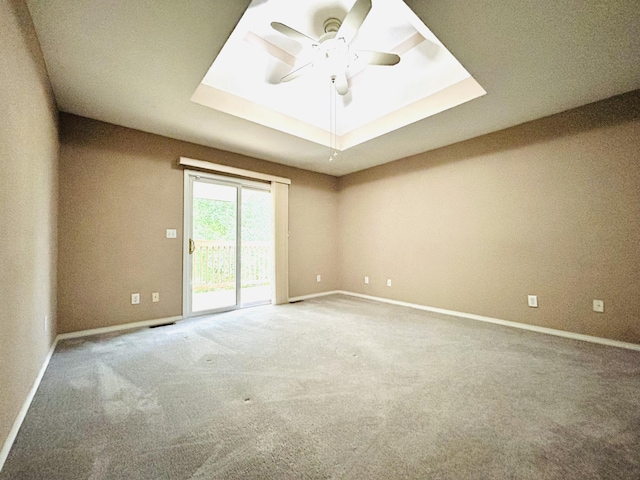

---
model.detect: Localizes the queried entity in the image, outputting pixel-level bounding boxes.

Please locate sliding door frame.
[179,157,290,310]
[182,169,271,317]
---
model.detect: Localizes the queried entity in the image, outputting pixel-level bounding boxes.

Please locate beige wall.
[0,0,58,453]
[58,114,339,333]
[338,91,640,344]
[58,92,640,343]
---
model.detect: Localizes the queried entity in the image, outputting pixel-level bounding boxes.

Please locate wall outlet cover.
[166,229,177,238]
[131,293,140,305]
[152,292,160,302]
[364,276,369,284]
[316,274,321,282]
[593,299,604,313]
[386,279,392,287]
[527,295,538,308]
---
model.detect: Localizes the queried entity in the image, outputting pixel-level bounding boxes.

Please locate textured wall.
[0,0,59,455]
[338,92,640,344]
[58,114,339,333]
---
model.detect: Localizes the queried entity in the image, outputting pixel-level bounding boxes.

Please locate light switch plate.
[364,276,369,284]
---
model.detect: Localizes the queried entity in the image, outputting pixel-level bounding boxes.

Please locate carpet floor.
[2,294,639,479]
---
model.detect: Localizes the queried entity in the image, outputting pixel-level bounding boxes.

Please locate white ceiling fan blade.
[271,22,317,47]
[281,62,315,83]
[334,73,349,95]
[354,51,401,66]
[336,0,372,45]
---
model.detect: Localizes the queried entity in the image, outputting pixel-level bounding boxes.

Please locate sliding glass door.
[184,172,272,316]
[240,188,272,306]
[190,180,238,312]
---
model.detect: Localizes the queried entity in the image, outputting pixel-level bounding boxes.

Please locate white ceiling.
[26,0,640,176]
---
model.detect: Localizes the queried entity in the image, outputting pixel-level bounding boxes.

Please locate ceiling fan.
[271,0,400,95]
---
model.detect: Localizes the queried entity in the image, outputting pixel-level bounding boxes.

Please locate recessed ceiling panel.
[192,0,486,150]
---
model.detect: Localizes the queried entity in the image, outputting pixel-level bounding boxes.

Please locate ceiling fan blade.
[354,51,401,66]
[281,62,315,83]
[337,0,372,45]
[271,22,317,47]
[334,73,349,96]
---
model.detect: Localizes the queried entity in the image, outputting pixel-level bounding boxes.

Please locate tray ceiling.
[192,0,485,152]
[26,0,640,176]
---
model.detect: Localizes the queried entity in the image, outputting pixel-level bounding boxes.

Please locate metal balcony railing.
[192,240,270,292]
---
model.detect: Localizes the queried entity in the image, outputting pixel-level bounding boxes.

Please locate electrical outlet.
[593,299,604,313]
[386,279,392,287]
[364,276,369,284]
[152,292,160,303]
[166,229,177,238]
[527,295,538,308]
[316,274,322,282]
[131,293,140,305]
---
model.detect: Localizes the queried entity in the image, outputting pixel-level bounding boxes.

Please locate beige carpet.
[2,294,639,479]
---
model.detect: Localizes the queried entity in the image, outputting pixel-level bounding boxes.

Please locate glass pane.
[241,188,272,305]
[191,181,237,312]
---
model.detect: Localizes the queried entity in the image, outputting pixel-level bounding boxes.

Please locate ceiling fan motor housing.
[323,18,341,34]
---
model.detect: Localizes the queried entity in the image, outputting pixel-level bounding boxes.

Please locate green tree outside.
[193,190,271,292]
[194,190,270,242]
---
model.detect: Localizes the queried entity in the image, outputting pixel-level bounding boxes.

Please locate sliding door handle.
[189,239,196,254]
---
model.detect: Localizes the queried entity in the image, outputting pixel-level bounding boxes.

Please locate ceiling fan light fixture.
[271,0,400,96]
[323,37,350,77]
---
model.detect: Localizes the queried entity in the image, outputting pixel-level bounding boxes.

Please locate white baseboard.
[57,315,184,340]
[335,291,640,352]
[289,291,341,302]
[0,337,59,472]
